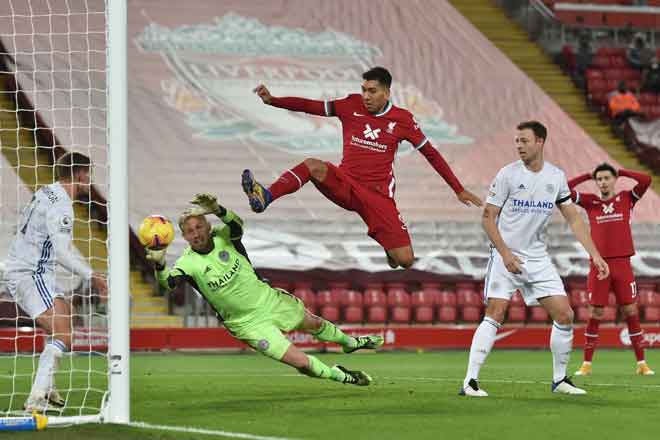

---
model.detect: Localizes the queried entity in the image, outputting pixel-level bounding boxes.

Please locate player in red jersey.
[242,67,482,269]
[569,163,654,376]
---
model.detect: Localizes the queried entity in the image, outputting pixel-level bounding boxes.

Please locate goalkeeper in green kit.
[146,193,383,386]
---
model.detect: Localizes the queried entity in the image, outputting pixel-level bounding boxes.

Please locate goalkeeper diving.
[146,193,383,386]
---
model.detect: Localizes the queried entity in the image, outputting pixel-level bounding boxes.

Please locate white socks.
[551,322,573,383]
[30,339,66,397]
[464,316,501,388]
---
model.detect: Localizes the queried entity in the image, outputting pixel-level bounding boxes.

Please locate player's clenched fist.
[253,84,273,104]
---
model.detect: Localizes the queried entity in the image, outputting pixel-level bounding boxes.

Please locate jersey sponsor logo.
[136,13,473,156]
[510,198,554,214]
[363,124,381,140]
[602,203,614,214]
[207,257,240,290]
[350,135,388,152]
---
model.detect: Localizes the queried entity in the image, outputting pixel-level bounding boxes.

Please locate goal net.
[0,0,128,427]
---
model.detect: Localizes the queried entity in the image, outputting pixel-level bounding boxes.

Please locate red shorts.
[587,257,637,306]
[313,162,411,250]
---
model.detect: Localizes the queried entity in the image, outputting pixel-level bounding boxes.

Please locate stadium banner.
[2,326,659,353]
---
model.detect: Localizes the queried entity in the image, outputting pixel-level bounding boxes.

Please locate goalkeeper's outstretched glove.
[190,193,223,216]
[145,248,167,270]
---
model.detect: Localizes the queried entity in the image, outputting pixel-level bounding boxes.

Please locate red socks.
[268,162,311,201]
[626,314,645,362]
[584,318,600,362]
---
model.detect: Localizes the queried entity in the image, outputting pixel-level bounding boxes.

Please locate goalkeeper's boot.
[636,361,655,376]
[336,365,372,386]
[242,169,273,213]
[343,335,384,354]
[47,387,65,407]
[574,361,592,376]
[459,378,488,397]
[552,376,587,395]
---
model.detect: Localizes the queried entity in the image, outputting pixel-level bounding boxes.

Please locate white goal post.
[0,0,129,428]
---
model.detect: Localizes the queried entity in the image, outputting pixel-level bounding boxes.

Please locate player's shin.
[584,318,600,362]
[551,322,573,383]
[626,314,645,362]
[30,339,66,398]
[300,355,346,383]
[268,162,311,200]
[311,320,356,349]
[464,317,500,387]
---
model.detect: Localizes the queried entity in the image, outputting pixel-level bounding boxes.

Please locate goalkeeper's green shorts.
[232,288,305,361]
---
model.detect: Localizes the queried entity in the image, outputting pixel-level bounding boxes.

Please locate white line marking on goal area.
[129,421,301,440]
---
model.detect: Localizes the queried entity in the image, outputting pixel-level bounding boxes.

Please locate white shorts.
[484,252,566,306]
[5,274,62,319]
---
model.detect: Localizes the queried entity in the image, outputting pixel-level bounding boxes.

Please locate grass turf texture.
[1,350,659,439]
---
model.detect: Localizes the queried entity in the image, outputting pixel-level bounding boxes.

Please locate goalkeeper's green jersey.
[155,210,273,329]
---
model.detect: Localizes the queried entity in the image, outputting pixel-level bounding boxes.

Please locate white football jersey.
[4,182,92,280]
[486,160,572,259]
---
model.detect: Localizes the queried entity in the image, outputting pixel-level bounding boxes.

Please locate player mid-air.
[569,164,654,376]
[146,193,383,386]
[242,67,482,269]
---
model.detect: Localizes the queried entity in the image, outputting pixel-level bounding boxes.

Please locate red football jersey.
[325,94,428,197]
[574,190,638,258]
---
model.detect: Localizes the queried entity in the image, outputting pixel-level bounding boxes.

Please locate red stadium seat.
[643,307,660,322]
[340,290,363,307]
[576,306,591,322]
[343,306,363,324]
[363,288,387,307]
[603,68,624,80]
[412,290,438,307]
[570,289,590,307]
[457,290,481,307]
[316,290,341,306]
[437,306,457,323]
[390,306,411,324]
[610,56,627,69]
[585,69,603,80]
[387,288,411,306]
[366,306,387,323]
[593,56,611,69]
[437,290,457,306]
[319,305,340,322]
[270,280,291,291]
[638,288,657,307]
[461,306,481,322]
[529,307,549,323]
[413,306,434,323]
[508,306,526,322]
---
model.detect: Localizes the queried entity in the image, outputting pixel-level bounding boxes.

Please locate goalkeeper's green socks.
[312,320,357,349]
[305,355,346,383]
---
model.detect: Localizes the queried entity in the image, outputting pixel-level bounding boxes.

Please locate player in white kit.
[460,121,609,397]
[4,152,108,412]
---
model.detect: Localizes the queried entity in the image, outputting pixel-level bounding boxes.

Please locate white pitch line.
[137,371,660,390]
[129,421,301,440]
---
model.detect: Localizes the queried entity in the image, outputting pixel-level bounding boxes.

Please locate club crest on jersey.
[545,184,555,194]
[257,339,270,351]
[386,121,397,134]
[136,13,473,157]
[602,203,614,214]
[218,250,230,262]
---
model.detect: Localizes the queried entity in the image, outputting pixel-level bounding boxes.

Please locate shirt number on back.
[630,281,637,298]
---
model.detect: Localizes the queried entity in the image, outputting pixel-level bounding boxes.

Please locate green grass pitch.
[2,349,659,439]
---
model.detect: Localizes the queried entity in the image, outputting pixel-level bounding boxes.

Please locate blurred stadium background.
[1,0,659,438]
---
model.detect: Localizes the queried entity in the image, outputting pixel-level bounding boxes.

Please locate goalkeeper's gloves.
[145,248,167,271]
[190,192,226,217]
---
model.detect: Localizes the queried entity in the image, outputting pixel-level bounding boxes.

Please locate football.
[138,215,175,250]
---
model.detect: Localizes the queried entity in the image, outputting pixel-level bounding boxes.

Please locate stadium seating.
[387,287,411,324]
[529,307,549,323]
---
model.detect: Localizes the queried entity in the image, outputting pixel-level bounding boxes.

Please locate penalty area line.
[128,421,301,440]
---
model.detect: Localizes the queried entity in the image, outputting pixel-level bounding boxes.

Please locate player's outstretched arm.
[567,173,593,205]
[482,203,522,274]
[619,168,652,200]
[417,143,483,207]
[190,193,244,240]
[253,83,326,116]
[146,247,187,291]
[567,173,591,190]
[559,202,609,280]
